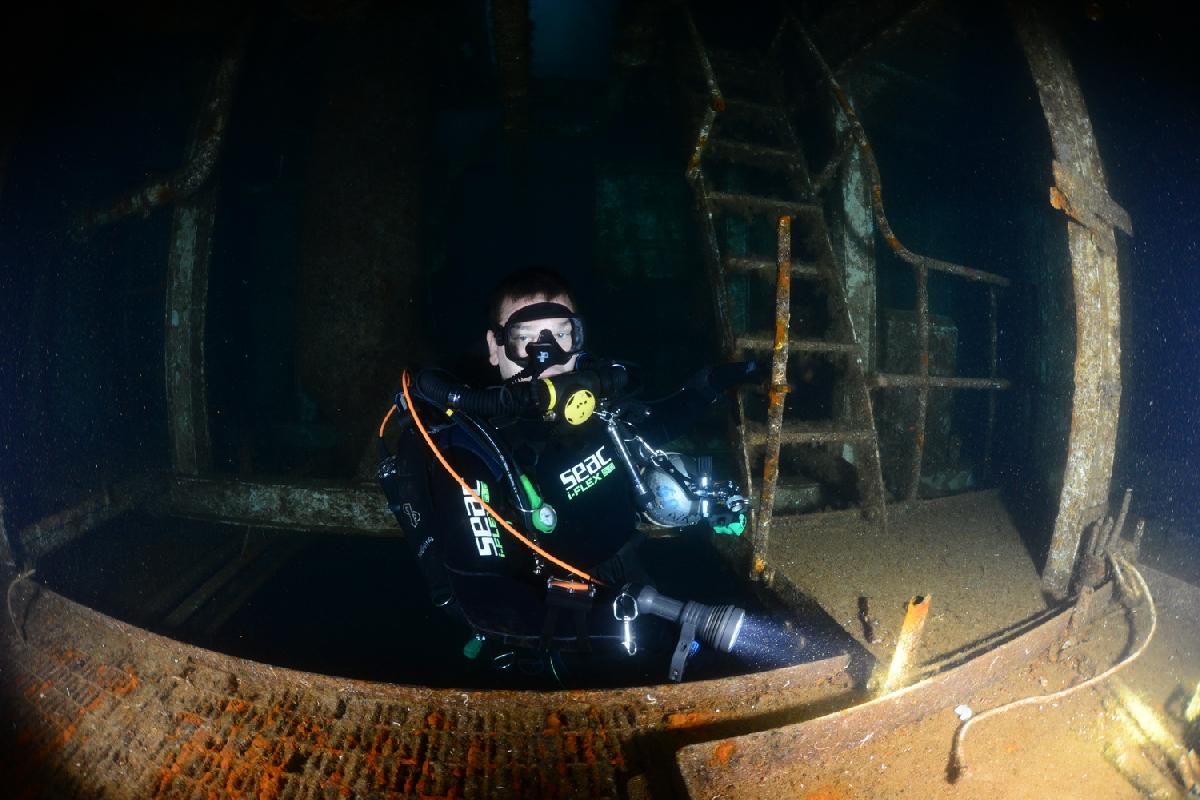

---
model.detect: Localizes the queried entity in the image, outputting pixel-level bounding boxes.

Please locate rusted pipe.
[879,594,931,694]
[78,24,248,233]
[1111,487,1133,544]
[1131,518,1146,560]
[753,216,793,577]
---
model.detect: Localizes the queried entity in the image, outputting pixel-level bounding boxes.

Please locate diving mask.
[494,301,585,373]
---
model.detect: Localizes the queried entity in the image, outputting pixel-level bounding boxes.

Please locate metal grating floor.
[0,572,852,799]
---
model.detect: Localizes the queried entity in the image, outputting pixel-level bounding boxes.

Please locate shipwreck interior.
[1,0,1199,797]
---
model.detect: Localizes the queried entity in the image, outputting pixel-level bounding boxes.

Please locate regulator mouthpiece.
[635,585,746,682]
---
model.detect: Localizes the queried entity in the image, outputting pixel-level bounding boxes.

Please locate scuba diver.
[378,267,768,684]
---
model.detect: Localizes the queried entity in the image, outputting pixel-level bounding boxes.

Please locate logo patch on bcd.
[461,481,505,557]
[559,446,616,500]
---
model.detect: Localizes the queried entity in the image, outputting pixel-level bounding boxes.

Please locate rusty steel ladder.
[682,11,888,578]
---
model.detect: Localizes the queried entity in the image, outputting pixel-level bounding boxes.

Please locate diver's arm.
[640,361,766,446]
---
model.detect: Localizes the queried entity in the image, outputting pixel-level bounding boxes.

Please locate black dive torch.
[633,585,746,682]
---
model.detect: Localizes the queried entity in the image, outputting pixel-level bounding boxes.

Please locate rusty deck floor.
[0,567,857,800]
[4,492,1193,798]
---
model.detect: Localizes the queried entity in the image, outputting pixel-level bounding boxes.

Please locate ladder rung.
[707,139,805,169]
[768,481,822,513]
[707,48,763,71]
[736,334,859,355]
[724,256,821,280]
[745,421,876,446]
[708,192,818,216]
[709,59,770,83]
[720,96,786,118]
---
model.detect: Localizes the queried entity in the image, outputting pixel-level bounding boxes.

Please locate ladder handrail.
[785,13,1011,499]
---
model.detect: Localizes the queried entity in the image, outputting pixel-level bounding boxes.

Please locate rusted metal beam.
[168,475,395,534]
[1014,2,1127,599]
[683,6,724,181]
[753,216,793,577]
[16,476,159,564]
[161,26,249,475]
[677,580,1115,797]
[165,188,217,475]
[78,26,247,233]
[871,373,1011,390]
[794,21,1012,290]
[1050,159,1133,239]
[825,0,940,78]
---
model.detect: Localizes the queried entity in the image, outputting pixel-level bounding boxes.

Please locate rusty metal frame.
[686,11,891,568]
[78,28,247,233]
[681,5,765,563]
[677,579,1116,795]
[168,475,395,534]
[14,473,401,566]
[1013,2,1131,599]
[164,187,217,475]
[1,578,858,799]
[752,217,793,575]
[795,18,1012,501]
[13,477,160,565]
[158,29,251,476]
[19,25,420,564]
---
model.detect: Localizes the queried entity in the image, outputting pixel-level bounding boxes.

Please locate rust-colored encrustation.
[1,576,856,799]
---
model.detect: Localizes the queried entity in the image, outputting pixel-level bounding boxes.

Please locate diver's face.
[486,293,579,380]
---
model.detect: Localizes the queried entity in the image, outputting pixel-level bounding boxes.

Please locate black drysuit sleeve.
[637,361,764,447]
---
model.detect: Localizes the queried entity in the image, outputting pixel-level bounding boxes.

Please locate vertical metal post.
[985,285,998,480]
[162,30,246,475]
[165,190,217,475]
[1014,2,1130,598]
[907,263,929,500]
[753,216,792,576]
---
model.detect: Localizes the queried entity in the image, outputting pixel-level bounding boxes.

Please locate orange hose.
[378,403,398,438]
[400,370,602,586]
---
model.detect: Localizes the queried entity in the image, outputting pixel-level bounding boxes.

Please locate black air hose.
[410,366,636,420]
[410,370,539,417]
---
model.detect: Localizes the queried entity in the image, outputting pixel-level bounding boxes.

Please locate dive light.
[634,585,746,682]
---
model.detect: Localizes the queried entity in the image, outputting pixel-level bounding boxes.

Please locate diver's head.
[486,267,584,381]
